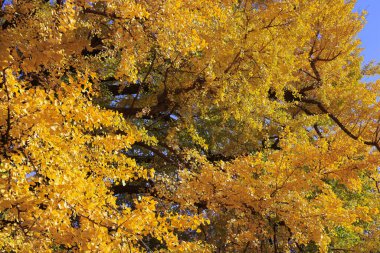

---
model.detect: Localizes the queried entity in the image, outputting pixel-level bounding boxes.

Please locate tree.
[1,0,380,252]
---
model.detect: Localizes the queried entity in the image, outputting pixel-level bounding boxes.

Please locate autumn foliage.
[1,0,380,252]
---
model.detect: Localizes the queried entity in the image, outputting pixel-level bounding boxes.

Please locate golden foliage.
[1,0,380,252]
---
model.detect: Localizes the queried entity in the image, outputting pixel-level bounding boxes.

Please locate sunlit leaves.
[1,0,380,252]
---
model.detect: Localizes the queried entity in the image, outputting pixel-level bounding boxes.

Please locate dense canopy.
[1,0,380,252]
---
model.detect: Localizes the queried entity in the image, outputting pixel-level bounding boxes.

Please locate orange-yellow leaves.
[116,49,138,82]
[0,70,206,251]
[174,130,379,251]
[2,0,380,252]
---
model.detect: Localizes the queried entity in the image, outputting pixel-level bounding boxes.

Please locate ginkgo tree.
[1,0,380,252]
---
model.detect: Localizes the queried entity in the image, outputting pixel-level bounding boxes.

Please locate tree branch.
[301,98,380,151]
[130,52,156,109]
[134,142,175,165]
[1,70,12,158]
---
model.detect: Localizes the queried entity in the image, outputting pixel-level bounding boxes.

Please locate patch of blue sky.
[355,1,380,82]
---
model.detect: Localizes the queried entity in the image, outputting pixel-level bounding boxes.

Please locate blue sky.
[355,0,380,64]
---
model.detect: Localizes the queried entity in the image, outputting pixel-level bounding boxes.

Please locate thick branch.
[111,180,153,195]
[301,98,380,151]
[103,81,143,96]
[369,176,380,193]
[313,124,323,138]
